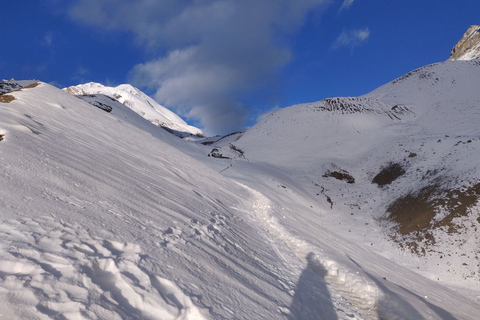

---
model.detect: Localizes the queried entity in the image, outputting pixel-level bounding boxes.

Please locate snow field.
[0,82,312,319]
[3,60,480,319]
[0,216,206,320]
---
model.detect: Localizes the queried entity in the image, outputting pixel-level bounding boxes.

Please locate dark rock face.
[208,148,230,159]
[0,80,22,95]
[448,25,480,61]
[76,94,114,112]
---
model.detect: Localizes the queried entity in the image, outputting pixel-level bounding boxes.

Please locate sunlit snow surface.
[200,60,480,318]
[64,82,203,137]
[0,84,302,319]
[0,61,480,320]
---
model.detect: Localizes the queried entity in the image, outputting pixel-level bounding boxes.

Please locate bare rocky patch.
[76,94,114,112]
[323,169,355,184]
[208,148,230,159]
[0,81,39,103]
[372,163,406,186]
[229,144,245,159]
[0,80,22,94]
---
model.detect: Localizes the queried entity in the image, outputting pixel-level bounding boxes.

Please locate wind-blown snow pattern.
[2,60,480,319]
[64,82,203,137]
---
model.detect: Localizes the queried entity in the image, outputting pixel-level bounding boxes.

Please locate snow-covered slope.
[64,82,203,138]
[207,60,480,311]
[3,61,480,319]
[0,82,326,319]
[3,79,479,320]
[449,25,480,61]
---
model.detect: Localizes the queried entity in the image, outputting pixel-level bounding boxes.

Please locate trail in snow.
[0,216,207,320]
[240,180,477,320]
[242,183,371,320]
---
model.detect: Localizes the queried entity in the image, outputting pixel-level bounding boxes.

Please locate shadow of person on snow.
[288,253,338,320]
[347,256,455,320]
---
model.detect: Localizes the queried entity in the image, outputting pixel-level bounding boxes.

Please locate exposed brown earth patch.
[372,163,405,186]
[387,179,480,254]
[23,82,40,89]
[0,95,15,103]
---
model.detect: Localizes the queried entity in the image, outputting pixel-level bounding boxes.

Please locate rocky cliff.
[448,25,480,60]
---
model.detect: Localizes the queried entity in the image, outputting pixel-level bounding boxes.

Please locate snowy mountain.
[2,30,480,319]
[449,25,480,61]
[208,59,480,298]
[64,82,204,138]
[3,75,480,320]
[0,81,306,319]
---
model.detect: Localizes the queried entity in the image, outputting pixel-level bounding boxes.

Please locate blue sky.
[1,0,479,135]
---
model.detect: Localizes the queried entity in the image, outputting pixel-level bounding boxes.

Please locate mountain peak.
[63,82,204,137]
[448,25,480,61]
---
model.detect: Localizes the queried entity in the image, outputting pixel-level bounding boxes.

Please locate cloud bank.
[70,0,327,134]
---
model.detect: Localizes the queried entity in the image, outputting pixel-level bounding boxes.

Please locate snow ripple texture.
[0,216,206,320]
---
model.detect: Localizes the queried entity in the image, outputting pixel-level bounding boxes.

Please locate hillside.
[205,60,480,307]
[64,82,203,138]
[0,82,314,319]
[2,26,480,319]
[2,74,479,319]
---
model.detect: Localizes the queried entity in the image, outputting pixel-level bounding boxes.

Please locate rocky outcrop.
[448,25,480,61]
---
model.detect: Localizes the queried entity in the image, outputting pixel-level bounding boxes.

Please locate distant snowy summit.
[64,82,204,138]
[448,25,480,61]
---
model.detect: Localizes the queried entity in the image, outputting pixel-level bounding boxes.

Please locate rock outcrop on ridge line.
[448,25,480,61]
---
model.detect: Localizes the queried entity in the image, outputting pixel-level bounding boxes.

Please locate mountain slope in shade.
[64,82,204,138]
[448,25,480,61]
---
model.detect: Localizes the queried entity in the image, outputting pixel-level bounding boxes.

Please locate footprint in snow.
[0,216,207,320]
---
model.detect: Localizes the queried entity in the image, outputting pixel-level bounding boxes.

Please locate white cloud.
[339,0,355,11]
[43,32,53,46]
[69,0,328,134]
[332,27,370,50]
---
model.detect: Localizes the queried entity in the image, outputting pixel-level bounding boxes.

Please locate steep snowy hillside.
[3,80,479,320]
[206,60,480,311]
[2,82,359,319]
[64,82,203,138]
[449,25,480,61]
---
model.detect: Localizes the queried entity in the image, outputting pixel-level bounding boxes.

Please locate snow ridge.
[64,82,203,138]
